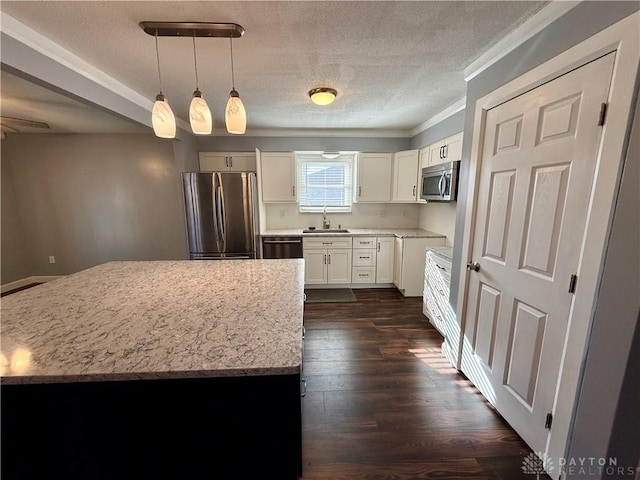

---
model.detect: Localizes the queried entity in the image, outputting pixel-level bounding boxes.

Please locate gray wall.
[196,135,411,153]
[410,110,465,149]
[451,1,640,305]
[1,147,34,283]
[566,91,639,478]
[1,133,190,279]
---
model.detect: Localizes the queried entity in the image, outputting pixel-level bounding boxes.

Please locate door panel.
[473,283,501,370]
[462,53,615,455]
[483,170,516,263]
[182,173,220,255]
[219,173,254,255]
[520,164,570,276]
[503,300,547,408]
[304,251,327,284]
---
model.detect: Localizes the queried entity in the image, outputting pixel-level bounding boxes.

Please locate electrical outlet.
[49,256,56,264]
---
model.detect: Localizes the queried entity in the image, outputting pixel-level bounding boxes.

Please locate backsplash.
[419,202,457,246]
[265,203,421,230]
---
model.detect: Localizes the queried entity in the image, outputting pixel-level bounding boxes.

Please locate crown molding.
[410,97,466,137]
[210,127,412,138]
[464,1,581,82]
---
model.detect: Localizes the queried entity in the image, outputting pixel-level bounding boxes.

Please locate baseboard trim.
[1,275,63,293]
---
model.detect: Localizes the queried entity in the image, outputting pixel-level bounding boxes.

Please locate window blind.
[297,155,354,213]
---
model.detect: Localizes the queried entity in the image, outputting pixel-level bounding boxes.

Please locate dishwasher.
[262,236,303,259]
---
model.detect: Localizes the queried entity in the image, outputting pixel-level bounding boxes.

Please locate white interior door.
[461,53,615,455]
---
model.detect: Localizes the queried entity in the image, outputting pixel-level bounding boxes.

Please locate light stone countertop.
[0,260,305,385]
[428,246,454,260]
[261,228,446,239]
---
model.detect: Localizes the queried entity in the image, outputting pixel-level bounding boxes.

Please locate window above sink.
[296,152,355,213]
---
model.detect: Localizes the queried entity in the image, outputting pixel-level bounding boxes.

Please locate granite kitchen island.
[1,260,305,479]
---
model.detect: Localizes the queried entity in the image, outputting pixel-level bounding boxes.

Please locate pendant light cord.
[154,31,163,93]
[229,37,236,90]
[192,35,199,89]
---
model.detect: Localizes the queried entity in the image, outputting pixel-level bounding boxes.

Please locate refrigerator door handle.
[213,174,223,249]
[217,173,227,247]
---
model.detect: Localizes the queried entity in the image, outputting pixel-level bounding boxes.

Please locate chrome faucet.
[322,207,331,229]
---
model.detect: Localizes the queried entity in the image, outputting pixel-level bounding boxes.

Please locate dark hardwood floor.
[302,288,549,480]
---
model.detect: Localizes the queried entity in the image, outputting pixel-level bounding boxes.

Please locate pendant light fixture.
[140,22,245,138]
[189,35,212,135]
[225,37,247,135]
[151,31,176,139]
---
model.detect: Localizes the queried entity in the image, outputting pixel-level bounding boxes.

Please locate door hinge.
[598,102,608,126]
[545,412,553,430]
[568,274,578,294]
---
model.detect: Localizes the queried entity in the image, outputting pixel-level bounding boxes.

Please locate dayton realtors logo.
[522,452,639,478]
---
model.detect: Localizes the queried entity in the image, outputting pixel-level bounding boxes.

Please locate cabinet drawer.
[427,251,452,284]
[352,267,376,283]
[353,237,376,248]
[303,237,353,249]
[352,249,376,267]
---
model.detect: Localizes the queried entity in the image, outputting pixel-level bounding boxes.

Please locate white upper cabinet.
[355,153,393,202]
[392,149,419,202]
[427,132,463,167]
[259,152,296,203]
[199,152,256,172]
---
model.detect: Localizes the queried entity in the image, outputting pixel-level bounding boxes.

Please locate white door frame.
[454,12,639,476]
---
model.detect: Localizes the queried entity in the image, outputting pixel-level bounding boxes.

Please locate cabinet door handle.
[444,145,448,159]
[328,254,331,264]
[225,156,229,168]
[377,242,380,252]
[358,273,368,277]
[322,242,332,245]
[360,256,370,259]
[302,326,306,339]
[292,185,296,197]
[301,378,307,398]
[359,186,362,197]
[324,254,327,264]
[412,185,416,196]
[229,156,233,167]
[439,146,443,159]
[435,264,446,270]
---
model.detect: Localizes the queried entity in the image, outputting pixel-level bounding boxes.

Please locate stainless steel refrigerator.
[182,172,260,260]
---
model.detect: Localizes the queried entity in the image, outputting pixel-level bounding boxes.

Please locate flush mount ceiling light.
[309,87,338,106]
[140,21,246,138]
[321,151,341,159]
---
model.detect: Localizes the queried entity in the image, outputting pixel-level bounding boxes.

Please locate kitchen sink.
[303,229,350,233]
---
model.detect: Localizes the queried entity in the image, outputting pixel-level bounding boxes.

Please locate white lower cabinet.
[394,237,446,296]
[375,237,394,284]
[302,234,439,291]
[351,237,377,284]
[303,250,328,284]
[423,250,452,323]
[303,237,353,285]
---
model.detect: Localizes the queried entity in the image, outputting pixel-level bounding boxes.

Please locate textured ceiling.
[0,1,546,134]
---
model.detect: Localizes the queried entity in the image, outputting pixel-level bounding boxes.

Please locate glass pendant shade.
[225,89,246,134]
[152,93,176,138]
[189,89,212,135]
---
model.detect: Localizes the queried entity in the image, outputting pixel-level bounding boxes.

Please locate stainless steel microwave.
[420,161,460,202]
